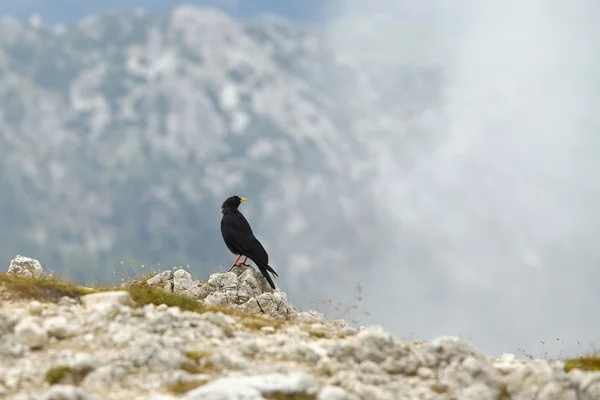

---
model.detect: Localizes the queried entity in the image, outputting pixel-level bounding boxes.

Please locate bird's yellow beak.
[240,197,247,202]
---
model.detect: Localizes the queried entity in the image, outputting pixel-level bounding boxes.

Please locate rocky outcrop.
[7,255,46,279]
[144,265,327,325]
[1,255,599,400]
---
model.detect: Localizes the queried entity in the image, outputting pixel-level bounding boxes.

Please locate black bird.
[220,195,279,289]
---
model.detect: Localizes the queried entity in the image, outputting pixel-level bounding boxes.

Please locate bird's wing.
[226,211,254,235]
[222,213,269,264]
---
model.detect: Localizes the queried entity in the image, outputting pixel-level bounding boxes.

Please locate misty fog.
[300,0,600,357]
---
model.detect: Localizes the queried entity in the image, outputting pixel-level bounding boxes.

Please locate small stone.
[579,372,600,400]
[183,386,263,400]
[417,367,435,380]
[81,291,134,310]
[44,316,74,339]
[173,269,194,293]
[183,372,319,399]
[59,296,78,306]
[14,317,48,349]
[38,384,100,400]
[147,270,174,292]
[7,255,45,278]
[295,311,327,325]
[28,300,43,315]
[318,385,357,400]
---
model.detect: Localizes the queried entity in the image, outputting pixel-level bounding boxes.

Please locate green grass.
[185,350,213,362]
[180,349,217,375]
[122,283,207,313]
[166,379,209,394]
[564,357,600,372]
[45,366,72,385]
[517,338,600,373]
[0,273,94,302]
[45,365,93,385]
[264,392,317,400]
[0,271,205,312]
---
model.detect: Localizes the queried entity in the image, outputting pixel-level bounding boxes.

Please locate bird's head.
[221,195,247,210]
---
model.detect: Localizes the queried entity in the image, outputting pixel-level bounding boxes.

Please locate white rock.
[44,316,74,339]
[28,300,44,315]
[579,372,600,400]
[81,291,134,311]
[7,255,45,278]
[318,385,359,400]
[183,386,263,400]
[500,353,516,363]
[14,317,48,349]
[537,382,578,400]
[37,384,100,400]
[147,395,179,400]
[81,364,128,390]
[146,270,174,292]
[173,269,193,291]
[295,310,327,324]
[184,372,320,398]
[417,367,435,380]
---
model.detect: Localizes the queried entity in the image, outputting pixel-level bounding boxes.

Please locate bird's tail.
[253,259,278,290]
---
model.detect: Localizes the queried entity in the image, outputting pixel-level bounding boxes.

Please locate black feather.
[220,196,278,289]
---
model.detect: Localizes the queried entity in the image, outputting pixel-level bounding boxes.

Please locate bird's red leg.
[229,255,242,271]
[240,256,248,267]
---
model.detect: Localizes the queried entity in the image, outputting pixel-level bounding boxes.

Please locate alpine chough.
[220,195,279,289]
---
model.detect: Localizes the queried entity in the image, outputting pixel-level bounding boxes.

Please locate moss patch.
[429,383,449,394]
[0,273,94,302]
[166,379,209,394]
[185,350,213,362]
[181,349,217,375]
[121,285,206,313]
[45,365,92,385]
[45,366,72,385]
[239,315,283,331]
[265,392,317,400]
[564,357,600,372]
[180,358,217,375]
[303,328,327,339]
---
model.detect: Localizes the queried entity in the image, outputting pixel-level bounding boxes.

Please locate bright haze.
[315,0,600,356]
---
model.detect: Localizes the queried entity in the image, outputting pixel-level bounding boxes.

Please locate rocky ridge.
[0,255,599,400]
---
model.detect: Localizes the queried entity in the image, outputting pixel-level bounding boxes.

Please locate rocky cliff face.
[1,256,598,400]
[0,6,436,286]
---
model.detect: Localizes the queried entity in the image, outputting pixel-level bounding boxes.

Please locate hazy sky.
[0,0,439,24]
[321,0,600,357]
[0,0,325,23]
